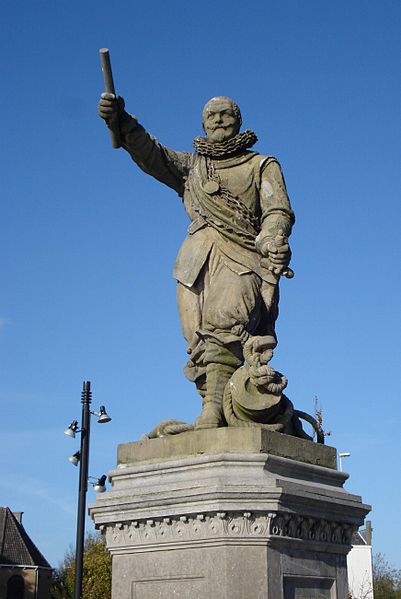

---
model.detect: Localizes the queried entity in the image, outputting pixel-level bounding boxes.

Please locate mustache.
[209,124,232,131]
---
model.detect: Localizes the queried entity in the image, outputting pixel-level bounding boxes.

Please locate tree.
[373,553,401,599]
[51,533,112,599]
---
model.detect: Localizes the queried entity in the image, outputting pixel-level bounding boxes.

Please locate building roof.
[351,530,368,545]
[0,508,51,568]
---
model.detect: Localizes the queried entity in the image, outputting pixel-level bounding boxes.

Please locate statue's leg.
[194,342,241,429]
[194,256,262,430]
[177,280,207,393]
[177,280,202,344]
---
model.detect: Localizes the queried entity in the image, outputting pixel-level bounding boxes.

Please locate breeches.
[177,247,263,381]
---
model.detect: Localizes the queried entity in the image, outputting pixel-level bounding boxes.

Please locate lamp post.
[64,381,111,599]
[74,380,91,599]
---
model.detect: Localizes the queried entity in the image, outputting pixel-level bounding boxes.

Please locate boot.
[195,375,207,400]
[194,363,235,430]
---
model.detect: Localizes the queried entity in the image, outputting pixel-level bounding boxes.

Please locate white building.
[347,521,374,599]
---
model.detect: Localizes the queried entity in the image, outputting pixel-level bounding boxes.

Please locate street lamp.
[64,381,112,599]
[64,420,79,438]
[68,451,81,466]
[96,406,112,424]
[339,451,351,472]
[91,475,107,493]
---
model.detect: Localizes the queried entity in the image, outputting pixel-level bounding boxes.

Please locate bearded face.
[202,97,241,143]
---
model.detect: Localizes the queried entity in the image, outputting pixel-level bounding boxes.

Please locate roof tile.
[0,507,51,568]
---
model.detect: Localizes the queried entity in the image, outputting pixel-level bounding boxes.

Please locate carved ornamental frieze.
[100,511,355,550]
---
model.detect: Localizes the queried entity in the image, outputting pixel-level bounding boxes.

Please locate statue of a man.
[98,94,294,430]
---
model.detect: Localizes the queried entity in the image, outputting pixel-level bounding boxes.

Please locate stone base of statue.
[89,428,370,599]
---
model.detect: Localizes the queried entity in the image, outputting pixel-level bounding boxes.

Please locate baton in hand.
[99,48,121,149]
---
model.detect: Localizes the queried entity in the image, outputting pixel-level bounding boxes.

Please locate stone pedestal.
[89,428,370,599]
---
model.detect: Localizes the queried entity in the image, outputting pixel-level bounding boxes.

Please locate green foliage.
[373,553,401,599]
[51,533,112,599]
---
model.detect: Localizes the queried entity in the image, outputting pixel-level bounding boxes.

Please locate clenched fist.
[256,230,292,276]
[98,92,125,125]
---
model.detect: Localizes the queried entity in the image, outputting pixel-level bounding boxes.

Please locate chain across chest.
[204,159,260,222]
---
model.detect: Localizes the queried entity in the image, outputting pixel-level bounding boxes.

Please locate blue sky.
[1,0,400,569]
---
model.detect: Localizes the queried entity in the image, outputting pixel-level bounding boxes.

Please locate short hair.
[202,96,242,129]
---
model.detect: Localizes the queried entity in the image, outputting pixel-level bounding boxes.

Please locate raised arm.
[98,93,191,196]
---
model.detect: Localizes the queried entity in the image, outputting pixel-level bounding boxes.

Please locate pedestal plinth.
[89,428,370,599]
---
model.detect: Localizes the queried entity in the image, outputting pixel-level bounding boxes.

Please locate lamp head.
[68,451,80,466]
[97,405,111,424]
[93,475,107,493]
[64,420,79,438]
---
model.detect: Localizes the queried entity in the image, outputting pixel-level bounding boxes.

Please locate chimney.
[12,512,24,525]
[365,520,373,545]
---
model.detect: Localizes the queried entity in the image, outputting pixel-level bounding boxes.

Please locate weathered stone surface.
[98,91,305,434]
[96,83,370,598]
[90,431,370,598]
[118,427,336,469]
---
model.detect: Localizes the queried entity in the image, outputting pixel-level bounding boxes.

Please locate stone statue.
[98,93,322,441]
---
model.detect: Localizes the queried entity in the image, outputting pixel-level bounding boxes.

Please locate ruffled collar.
[193,129,258,159]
